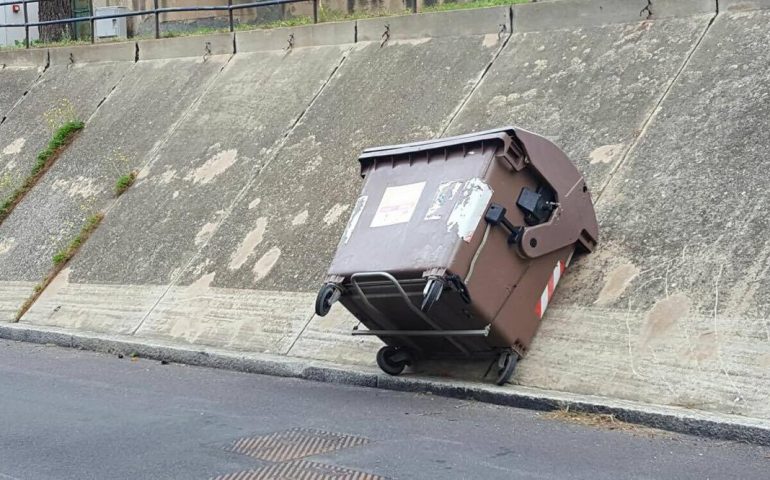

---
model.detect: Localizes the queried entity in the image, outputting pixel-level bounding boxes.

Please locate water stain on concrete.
[595,263,639,305]
[229,217,268,270]
[0,237,15,255]
[188,148,238,184]
[253,246,281,282]
[693,332,717,363]
[482,34,499,48]
[194,221,218,246]
[51,176,100,199]
[391,38,431,46]
[2,137,25,155]
[641,294,691,346]
[323,204,349,225]
[291,210,309,226]
[590,144,625,164]
[187,271,216,295]
[158,168,177,184]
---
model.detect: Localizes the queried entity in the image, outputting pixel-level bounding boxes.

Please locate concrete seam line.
[85,61,138,125]
[131,47,351,336]
[594,11,717,202]
[126,53,238,336]
[1,323,768,446]
[284,310,318,356]
[438,26,513,137]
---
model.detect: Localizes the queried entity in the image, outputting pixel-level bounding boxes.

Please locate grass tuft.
[115,171,137,197]
[16,213,104,321]
[0,120,84,225]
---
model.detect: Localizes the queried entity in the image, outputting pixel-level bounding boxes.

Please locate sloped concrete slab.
[0,48,48,67]
[236,21,355,52]
[512,0,715,32]
[2,56,228,322]
[516,9,770,420]
[357,6,509,41]
[149,35,505,357]
[0,66,40,119]
[48,42,136,65]
[27,46,350,336]
[0,62,133,206]
[447,14,712,191]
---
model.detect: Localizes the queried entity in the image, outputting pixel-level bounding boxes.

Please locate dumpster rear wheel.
[496,351,519,386]
[376,346,412,376]
[315,283,340,317]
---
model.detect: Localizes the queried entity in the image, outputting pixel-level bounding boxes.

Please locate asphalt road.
[0,340,768,480]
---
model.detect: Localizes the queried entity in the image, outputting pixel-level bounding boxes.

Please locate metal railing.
[0,0,320,48]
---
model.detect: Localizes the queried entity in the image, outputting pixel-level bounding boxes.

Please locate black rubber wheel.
[314,284,338,317]
[376,346,411,376]
[496,351,519,386]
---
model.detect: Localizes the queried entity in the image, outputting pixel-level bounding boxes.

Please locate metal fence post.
[313,0,318,24]
[89,0,95,43]
[412,0,417,14]
[23,0,29,48]
[227,0,233,32]
[154,0,160,39]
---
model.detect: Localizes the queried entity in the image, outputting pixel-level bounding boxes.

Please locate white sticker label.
[370,182,425,228]
[447,178,493,242]
[424,181,462,221]
[341,195,367,244]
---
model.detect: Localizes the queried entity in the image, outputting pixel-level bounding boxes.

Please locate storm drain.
[224,428,369,462]
[211,460,385,480]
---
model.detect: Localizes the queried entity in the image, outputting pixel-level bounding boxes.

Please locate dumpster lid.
[358,127,527,177]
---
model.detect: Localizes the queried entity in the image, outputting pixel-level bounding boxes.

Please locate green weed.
[115,171,137,196]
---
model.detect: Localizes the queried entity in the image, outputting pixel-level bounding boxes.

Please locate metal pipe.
[154,0,160,39]
[22,0,28,48]
[350,272,471,356]
[89,0,95,44]
[353,328,490,337]
[227,0,233,32]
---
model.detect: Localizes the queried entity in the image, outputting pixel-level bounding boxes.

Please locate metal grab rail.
[0,0,320,48]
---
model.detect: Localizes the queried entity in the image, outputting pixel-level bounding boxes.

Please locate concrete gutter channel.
[2,0,770,446]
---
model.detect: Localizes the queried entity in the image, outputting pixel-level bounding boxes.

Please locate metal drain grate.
[224,428,369,462]
[211,460,386,480]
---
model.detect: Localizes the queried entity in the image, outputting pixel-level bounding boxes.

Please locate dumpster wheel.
[315,283,340,317]
[376,346,412,376]
[496,351,519,386]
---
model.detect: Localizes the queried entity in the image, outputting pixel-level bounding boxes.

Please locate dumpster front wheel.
[496,351,519,385]
[376,346,412,376]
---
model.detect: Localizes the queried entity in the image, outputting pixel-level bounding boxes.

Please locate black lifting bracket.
[485,203,524,246]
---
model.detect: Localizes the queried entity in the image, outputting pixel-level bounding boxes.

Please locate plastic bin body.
[321,127,598,365]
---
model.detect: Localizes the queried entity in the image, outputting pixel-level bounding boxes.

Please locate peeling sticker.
[446,178,493,242]
[370,182,425,228]
[425,181,462,220]
[341,195,367,244]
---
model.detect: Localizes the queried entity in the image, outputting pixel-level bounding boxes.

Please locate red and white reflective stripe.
[535,260,566,319]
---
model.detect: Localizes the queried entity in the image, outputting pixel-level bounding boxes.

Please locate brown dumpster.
[314,127,599,384]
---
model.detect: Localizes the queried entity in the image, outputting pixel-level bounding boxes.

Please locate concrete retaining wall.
[2,0,770,423]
